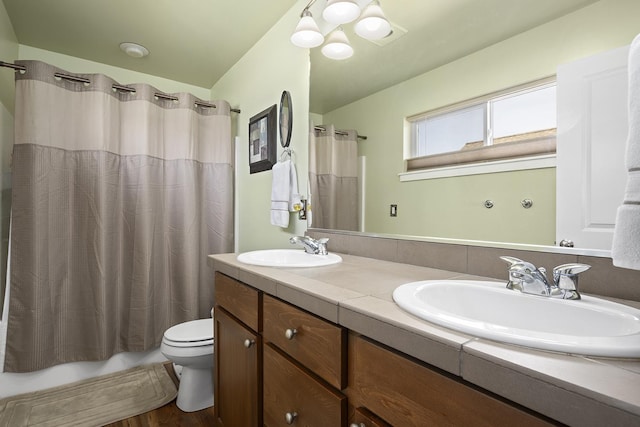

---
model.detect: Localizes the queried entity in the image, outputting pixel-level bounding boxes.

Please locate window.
[407,80,557,172]
[412,104,485,157]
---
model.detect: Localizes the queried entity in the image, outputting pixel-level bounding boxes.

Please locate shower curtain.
[309,124,358,230]
[4,60,233,373]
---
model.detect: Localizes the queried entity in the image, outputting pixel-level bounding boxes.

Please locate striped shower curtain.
[4,60,233,372]
[309,124,359,231]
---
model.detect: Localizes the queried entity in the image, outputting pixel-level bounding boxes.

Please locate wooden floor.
[104,364,216,427]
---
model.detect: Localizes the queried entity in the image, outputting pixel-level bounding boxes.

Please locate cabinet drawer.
[263,343,346,427]
[348,334,553,427]
[215,272,261,332]
[263,294,346,389]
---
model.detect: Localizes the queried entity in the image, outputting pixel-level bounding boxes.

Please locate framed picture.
[249,104,277,174]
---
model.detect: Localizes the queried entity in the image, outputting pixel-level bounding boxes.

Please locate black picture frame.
[249,104,277,174]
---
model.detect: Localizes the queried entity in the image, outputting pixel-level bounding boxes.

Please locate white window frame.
[401,77,557,181]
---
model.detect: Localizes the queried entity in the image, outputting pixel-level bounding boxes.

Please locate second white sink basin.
[393,280,640,358]
[237,249,342,267]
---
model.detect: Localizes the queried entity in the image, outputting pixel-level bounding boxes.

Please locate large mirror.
[308,0,637,249]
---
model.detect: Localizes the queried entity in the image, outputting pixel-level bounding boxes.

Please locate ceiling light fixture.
[291,8,324,48]
[322,0,361,25]
[321,27,354,60]
[119,42,149,58]
[354,0,391,40]
[291,0,395,60]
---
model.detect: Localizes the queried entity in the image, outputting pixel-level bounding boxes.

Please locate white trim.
[406,77,556,122]
[358,156,366,232]
[398,154,556,181]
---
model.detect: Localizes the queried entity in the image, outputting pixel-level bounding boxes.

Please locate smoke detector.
[119,42,149,58]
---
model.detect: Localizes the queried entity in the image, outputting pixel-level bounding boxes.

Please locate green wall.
[321,0,640,245]
[212,0,310,252]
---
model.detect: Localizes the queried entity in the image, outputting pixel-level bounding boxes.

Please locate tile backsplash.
[307,230,640,303]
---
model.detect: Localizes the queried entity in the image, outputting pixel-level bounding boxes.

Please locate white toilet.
[160,317,214,412]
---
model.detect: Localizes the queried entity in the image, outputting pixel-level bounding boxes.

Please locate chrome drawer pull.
[285,411,298,424]
[350,424,365,427]
[285,328,298,340]
[243,339,255,348]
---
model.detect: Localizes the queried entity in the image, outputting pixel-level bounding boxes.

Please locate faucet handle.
[499,256,524,266]
[553,263,591,275]
[552,263,591,300]
[553,263,591,289]
[316,238,329,255]
[500,256,527,291]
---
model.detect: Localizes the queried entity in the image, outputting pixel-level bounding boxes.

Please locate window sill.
[398,154,556,181]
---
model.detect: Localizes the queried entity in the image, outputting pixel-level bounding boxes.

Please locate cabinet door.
[263,343,346,427]
[214,307,262,427]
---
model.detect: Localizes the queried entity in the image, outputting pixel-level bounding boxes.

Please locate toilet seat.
[163,319,214,348]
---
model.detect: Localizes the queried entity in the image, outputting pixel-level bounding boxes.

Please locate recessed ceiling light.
[119,42,149,58]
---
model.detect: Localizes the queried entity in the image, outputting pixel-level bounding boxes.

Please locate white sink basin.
[237,249,342,268]
[393,280,640,358]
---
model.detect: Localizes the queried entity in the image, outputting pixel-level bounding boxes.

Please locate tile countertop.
[208,252,640,427]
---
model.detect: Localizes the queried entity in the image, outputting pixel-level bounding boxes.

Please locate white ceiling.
[3,0,601,113]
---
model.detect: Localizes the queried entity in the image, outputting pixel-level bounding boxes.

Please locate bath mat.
[0,363,177,426]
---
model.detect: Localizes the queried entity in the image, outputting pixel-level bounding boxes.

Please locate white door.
[556,45,629,250]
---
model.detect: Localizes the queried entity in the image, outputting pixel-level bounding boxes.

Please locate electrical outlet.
[390,204,397,217]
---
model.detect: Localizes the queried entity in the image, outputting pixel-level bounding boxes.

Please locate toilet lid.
[164,318,214,343]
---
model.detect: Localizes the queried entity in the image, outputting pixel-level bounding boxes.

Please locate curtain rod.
[1,60,241,113]
[314,125,367,140]
[0,60,26,72]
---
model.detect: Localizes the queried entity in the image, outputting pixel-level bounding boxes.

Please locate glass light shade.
[322,0,361,25]
[321,28,354,60]
[290,12,324,48]
[354,1,392,40]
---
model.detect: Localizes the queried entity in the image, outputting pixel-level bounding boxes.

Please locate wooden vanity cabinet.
[213,270,554,426]
[262,294,347,426]
[347,334,555,427]
[214,272,262,427]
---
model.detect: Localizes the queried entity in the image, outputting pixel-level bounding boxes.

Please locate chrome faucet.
[500,256,590,300]
[289,236,329,255]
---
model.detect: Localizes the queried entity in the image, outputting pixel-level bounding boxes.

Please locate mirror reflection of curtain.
[4,60,234,373]
[309,124,358,230]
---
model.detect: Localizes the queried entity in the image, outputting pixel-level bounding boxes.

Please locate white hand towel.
[612,33,640,270]
[270,160,301,228]
[288,161,302,212]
